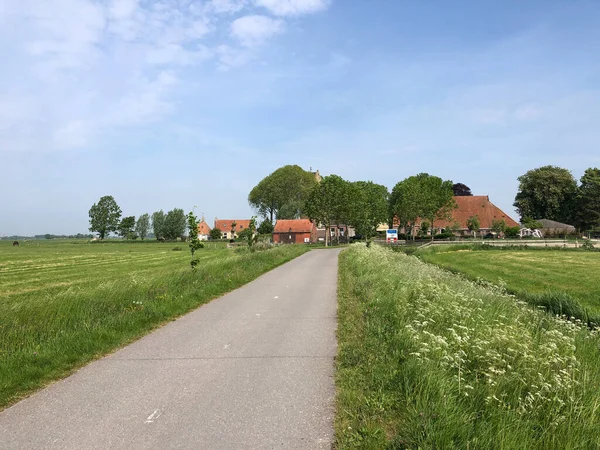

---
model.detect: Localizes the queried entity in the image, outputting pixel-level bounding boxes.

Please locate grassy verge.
[419,246,600,324]
[0,243,308,410]
[335,244,600,449]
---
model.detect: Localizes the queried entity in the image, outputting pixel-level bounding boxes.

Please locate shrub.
[505,226,520,238]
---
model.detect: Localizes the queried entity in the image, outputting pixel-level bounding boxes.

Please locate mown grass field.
[336,245,600,449]
[419,247,600,316]
[0,239,308,410]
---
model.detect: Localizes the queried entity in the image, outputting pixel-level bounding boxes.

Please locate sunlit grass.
[335,244,600,449]
[0,240,308,409]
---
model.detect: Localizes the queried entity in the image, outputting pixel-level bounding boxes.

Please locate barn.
[273,219,317,244]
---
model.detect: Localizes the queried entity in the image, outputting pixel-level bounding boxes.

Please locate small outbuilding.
[273,219,317,244]
[537,219,576,237]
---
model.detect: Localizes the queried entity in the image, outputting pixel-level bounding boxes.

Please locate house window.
[222,233,227,238]
[330,228,335,236]
[239,225,244,229]
[340,229,345,236]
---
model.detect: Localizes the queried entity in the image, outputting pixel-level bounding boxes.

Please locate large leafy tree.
[151,210,166,240]
[577,168,600,231]
[248,165,317,223]
[349,181,389,240]
[420,174,455,234]
[305,174,348,246]
[390,173,454,239]
[513,166,578,223]
[452,183,473,196]
[389,177,422,238]
[164,208,186,240]
[89,195,122,240]
[135,213,150,240]
[118,216,136,239]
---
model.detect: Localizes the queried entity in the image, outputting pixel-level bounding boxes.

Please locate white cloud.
[108,0,139,20]
[216,45,254,69]
[53,120,89,149]
[231,15,285,47]
[146,44,213,66]
[253,0,330,16]
[206,0,248,14]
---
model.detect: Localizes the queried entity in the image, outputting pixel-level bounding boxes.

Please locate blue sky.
[1,0,599,235]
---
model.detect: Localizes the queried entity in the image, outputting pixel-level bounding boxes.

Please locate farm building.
[536,219,576,236]
[214,219,251,240]
[401,196,519,237]
[428,196,519,236]
[197,219,211,241]
[273,219,317,244]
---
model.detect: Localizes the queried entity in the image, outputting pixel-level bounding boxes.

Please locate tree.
[89,195,122,240]
[164,208,186,240]
[152,211,166,240]
[230,221,237,240]
[210,227,223,240]
[248,165,317,223]
[257,220,274,235]
[305,174,348,246]
[491,218,506,235]
[513,166,578,223]
[187,211,204,270]
[135,214,150,240]
[118,216,136,239]
[453,183,473,196]
[577,168,600,231]
[390,177,422,240]
[348,181,389,241]
[467,215,480,237]
[389,173,455,240]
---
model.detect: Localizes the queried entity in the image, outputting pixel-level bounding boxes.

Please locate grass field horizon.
[0,239,308,410]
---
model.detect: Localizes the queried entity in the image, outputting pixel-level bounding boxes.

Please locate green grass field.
[0,239,308,409]
[419,247,600,316]
[336,245,600,448]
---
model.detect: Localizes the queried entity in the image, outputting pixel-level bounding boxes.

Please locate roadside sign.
[386,229,398,243]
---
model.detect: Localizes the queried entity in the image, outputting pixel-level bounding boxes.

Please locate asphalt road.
[0,249,341,449]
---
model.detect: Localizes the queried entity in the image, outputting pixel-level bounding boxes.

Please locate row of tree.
[88,196,187,240]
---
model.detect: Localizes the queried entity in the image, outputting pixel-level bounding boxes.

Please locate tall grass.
[336,244,600,449]
[0,242,308,409]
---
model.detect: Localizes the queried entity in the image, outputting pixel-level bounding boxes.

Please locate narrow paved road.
[0,249,340,449]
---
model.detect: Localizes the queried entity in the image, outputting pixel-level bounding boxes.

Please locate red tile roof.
[214,219,251,232]
[274,219,315,233]
[197,220,211,235]
[431,196,519,230]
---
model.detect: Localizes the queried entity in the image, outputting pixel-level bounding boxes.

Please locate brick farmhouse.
[273,219,317,244]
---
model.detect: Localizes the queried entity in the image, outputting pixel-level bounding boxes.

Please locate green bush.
[505,226,520,238]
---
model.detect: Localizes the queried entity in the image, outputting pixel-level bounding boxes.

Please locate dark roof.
[537,219,575,230]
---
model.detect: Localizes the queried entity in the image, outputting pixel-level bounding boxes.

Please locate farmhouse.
[273,219,317,244]
[214,219,251,240]
[197,219,211,241]
[429,196,519,236]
